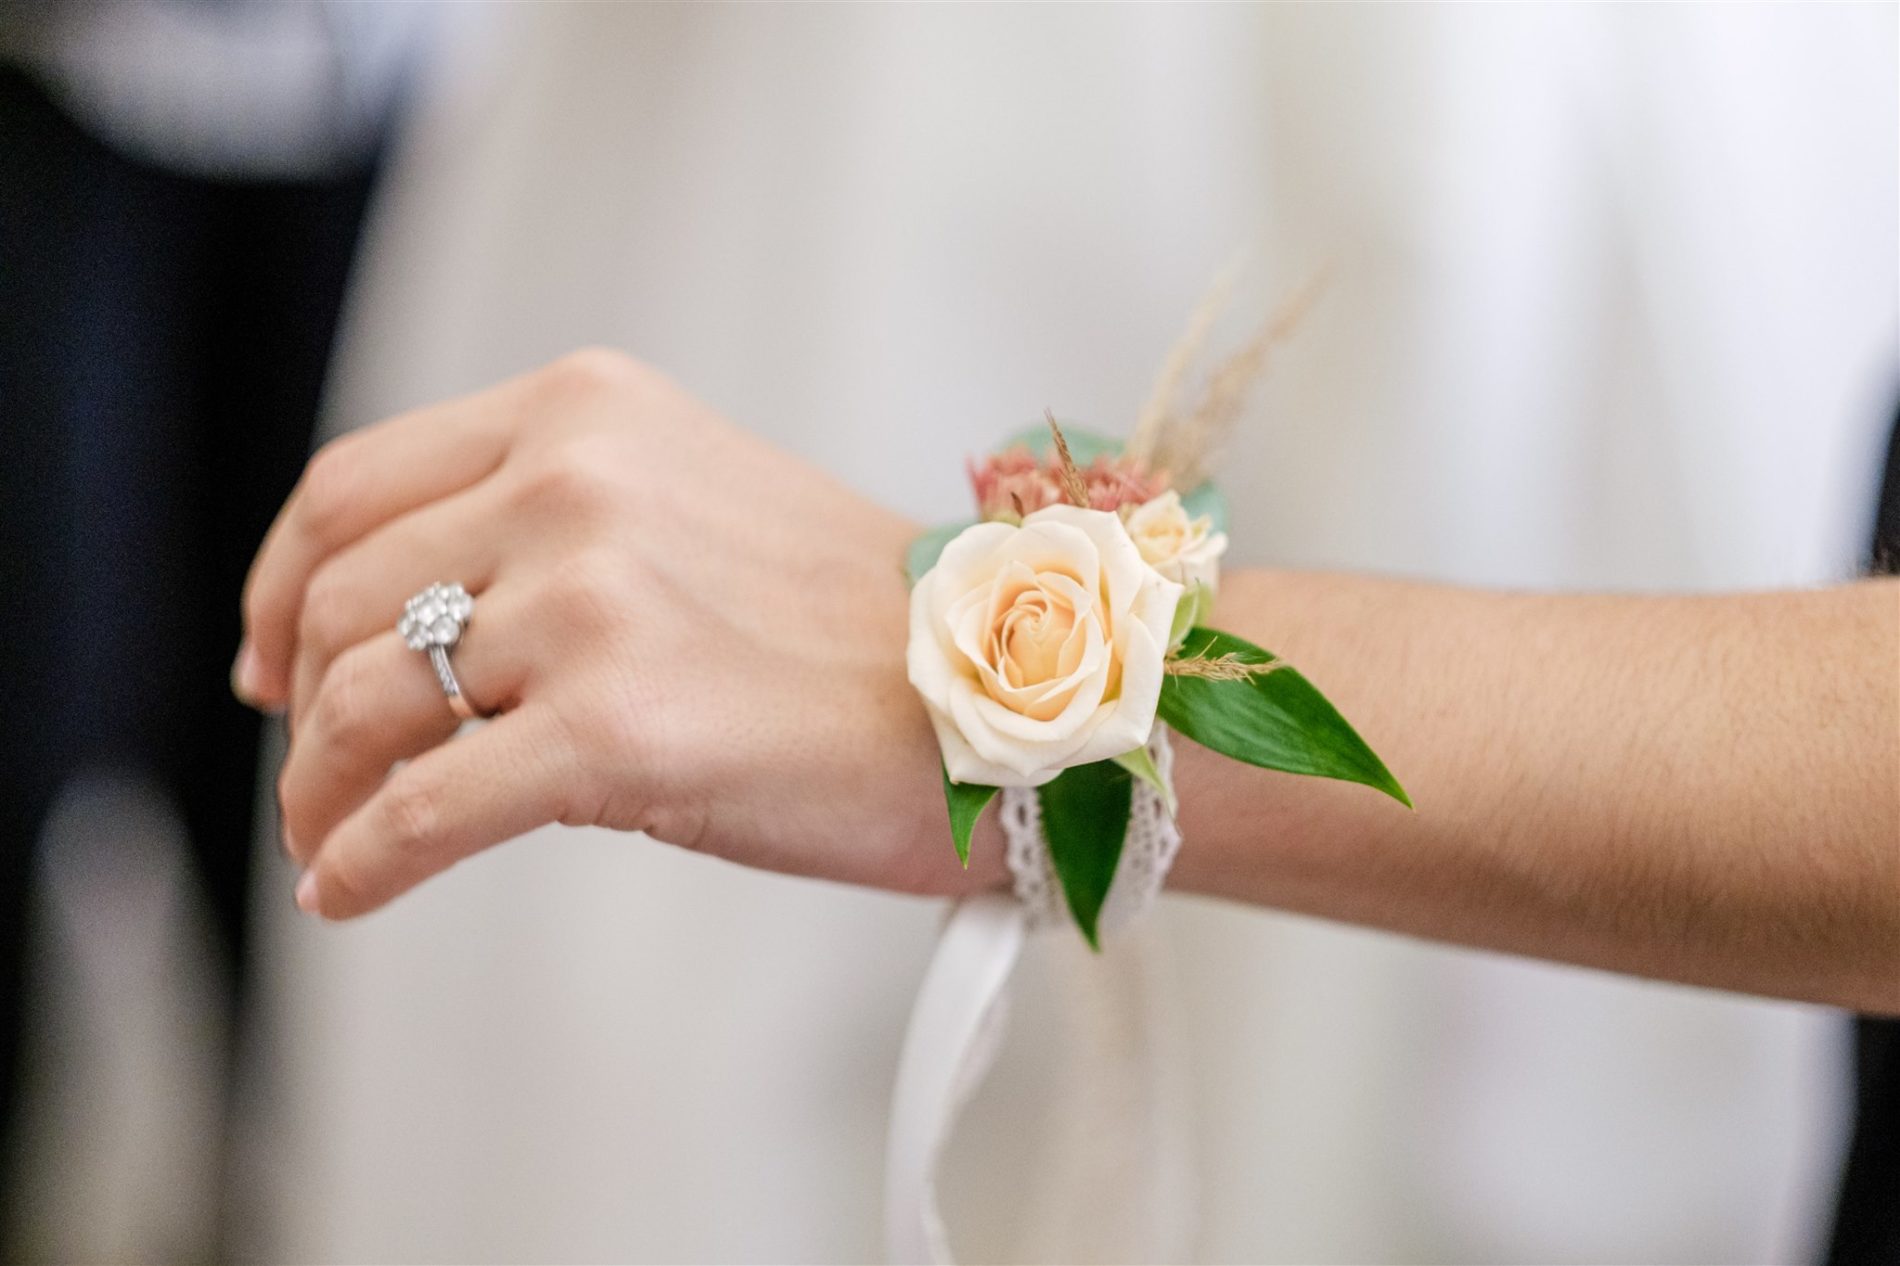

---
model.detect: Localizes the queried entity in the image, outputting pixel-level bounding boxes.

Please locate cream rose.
[908,504,1183,787]
[1123,490,1227,592]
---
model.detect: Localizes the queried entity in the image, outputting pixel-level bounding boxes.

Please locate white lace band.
[1002,725,1183,938]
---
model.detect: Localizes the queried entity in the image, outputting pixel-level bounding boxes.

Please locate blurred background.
[1,3,1895,1263]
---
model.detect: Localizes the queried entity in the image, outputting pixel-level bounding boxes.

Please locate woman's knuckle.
[560,429,637,482]
[294,600,327,660]
[275,766,309,841]
[513,452,612,521]
[297,571,353,658]
[576,688,642,771]
[321,848,372,914]
[298,435,363,541]
[312,650,370,743]
[543,346,643,398]
[538,707,603,815]
[546,550,628,633]
[384,773,444,857]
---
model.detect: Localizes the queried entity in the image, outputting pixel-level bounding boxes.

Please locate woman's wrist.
[1160,566,1431,905]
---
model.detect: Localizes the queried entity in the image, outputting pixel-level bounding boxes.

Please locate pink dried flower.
[967,445,1168,521]
[1078,454,1169,513]
[967,447,1061,520]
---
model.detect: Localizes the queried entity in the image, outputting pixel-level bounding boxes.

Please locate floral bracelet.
[885,270,1415,1265]
[902,281,1409,946]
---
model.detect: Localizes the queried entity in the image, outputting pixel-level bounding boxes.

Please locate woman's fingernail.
[294,870,319,915]
[231,642,261,703]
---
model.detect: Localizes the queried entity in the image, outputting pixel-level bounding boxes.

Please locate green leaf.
[1159,628,1411,808]
[1111,743,1176,817]
[1037,760,1134,949]
[942,764,998,867]
[906,522,972,587]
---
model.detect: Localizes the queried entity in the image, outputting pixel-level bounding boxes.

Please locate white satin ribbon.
[884,893,1027,1265]
[886,730,1193,1262]
[884,894,1197,1264]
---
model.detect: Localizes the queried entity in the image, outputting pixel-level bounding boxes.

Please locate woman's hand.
[239,349,991,918]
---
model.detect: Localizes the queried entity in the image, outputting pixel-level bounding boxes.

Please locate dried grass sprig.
[1142,260,1333,491]
[1164,652,1285,682]
[1045,410,1091,508]
[1124,258,1337,490]
[1126,252,1245,470]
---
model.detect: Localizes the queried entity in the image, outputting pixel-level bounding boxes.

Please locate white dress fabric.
[246,6,1897,1262]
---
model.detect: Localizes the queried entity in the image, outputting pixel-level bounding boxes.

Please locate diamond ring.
[398,582,484,720]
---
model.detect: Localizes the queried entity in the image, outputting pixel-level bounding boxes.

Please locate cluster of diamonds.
[398,582,474,651]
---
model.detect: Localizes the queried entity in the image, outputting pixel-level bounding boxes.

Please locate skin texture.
[1169,572,1900,1014]
[239,350,1900,1013]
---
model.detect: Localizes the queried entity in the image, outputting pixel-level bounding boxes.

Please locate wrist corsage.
[886,271,1414,1265]
[903,278,1409,947]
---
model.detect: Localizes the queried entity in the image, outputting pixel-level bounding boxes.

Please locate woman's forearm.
[1167,571,1900,1013]
[242,351,1898,1013]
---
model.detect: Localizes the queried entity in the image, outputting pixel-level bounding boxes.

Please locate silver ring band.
[399,582,486,721]
[429,644,480,721]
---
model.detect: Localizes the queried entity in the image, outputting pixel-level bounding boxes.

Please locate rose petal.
[907,512,1183,785]
[929,700,1063,788]
[908,566,978,710]
[971,581,1105,719]
[1068,555,1179,761]
[1021,505,1150,623]
[961,643,1110,747]
[953,687,1101,778]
